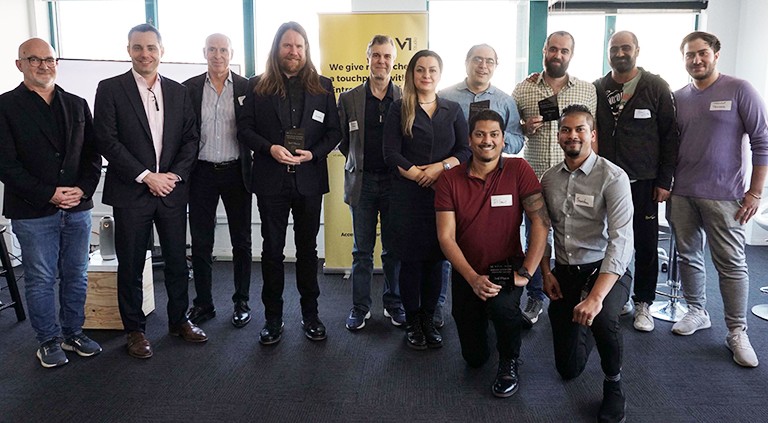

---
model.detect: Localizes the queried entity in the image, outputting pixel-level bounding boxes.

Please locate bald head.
[608,31,640,75]
[16,38,58,92]
[204,33,233,76]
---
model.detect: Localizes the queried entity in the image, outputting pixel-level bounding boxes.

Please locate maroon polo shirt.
[435,157,541,275]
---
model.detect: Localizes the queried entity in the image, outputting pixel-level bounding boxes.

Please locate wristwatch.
[442,160,452,171]
[517,267,532,282]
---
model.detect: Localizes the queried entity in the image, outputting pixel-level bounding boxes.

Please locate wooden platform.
[83,250,154,330]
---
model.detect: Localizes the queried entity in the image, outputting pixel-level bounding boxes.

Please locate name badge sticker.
[574,194,594,208]
[349,120,359,132]
[634,109,651,119]
[237,95,246,106]
[710,100,732,111]
[491,194,513,207]
[312,110,325,123]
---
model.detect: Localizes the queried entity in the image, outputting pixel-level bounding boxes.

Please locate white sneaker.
[671,308,711,335]
[726,329,759,368]
[633,302,654,332]
[621,299,633,316]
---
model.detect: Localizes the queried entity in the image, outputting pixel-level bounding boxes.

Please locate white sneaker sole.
[671,319,711,336]
[36,349,68,368]
[633,316,655,332]
[345,311,371,331]
[61,342,102,357]
[726,341,759,368]
[383,309,404,327]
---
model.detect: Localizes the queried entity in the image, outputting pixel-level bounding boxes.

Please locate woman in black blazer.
[383,49,470,350]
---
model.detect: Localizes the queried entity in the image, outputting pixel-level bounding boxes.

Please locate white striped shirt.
[199,72,239,163]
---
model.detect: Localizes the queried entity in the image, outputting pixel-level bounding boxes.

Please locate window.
[429,0,529,93]
[56,0,145,60]
[547,13,606,82]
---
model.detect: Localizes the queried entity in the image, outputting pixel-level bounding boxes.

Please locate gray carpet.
[2,246,768,422]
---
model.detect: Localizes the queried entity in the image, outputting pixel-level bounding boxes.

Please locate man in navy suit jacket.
[182,34,253,329]
[238,21,341,345]
[0,38,102,368]
[93,24,204,359]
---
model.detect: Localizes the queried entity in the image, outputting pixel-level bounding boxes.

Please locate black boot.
[421,309,442,349]
[492,357,519,398]
[598,379,626,423]
[405,312,427,350]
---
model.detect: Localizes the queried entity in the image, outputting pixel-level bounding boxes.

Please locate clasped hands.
[49,186,84,209]
[270,144,313,166]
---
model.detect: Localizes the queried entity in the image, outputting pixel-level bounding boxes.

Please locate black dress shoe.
[302,317,327,341]
[186,304,216,324]
[492,357,520,398]
[421,310,443,349]
[232,301,251,328]
[405,314,427,350]
[598,379,626,423]
[259,321,284,345]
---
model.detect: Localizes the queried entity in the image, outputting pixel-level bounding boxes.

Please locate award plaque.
[284,128,305,155]
[538,95,560,122]
[468,100,491,122]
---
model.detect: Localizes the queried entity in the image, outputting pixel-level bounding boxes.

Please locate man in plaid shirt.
[512,31,597,326]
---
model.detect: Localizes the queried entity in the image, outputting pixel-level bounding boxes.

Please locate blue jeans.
[668,195,749,331]
[523,214,548,301]
[12,210,92,343]
[350,172,401,311]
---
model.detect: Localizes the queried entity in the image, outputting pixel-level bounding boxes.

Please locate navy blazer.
[93,71,199,209]
[0,83,102,219]
[182,71,252,193]
[237,75,341,196]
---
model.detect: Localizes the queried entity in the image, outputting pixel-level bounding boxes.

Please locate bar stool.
[751,212,768,321]
[650,211,688,322]
[0,225,26,321]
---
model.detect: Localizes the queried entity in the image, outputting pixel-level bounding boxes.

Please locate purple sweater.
[674,74,768,200]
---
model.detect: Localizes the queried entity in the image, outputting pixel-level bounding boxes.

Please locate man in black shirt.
[238,22,341,345]
[338,35,404,330]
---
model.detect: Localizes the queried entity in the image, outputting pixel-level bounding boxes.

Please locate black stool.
[0,225,26,321]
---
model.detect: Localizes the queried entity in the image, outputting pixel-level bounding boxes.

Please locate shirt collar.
[457,78,495,95]
[465,156,505,176]
[131,68,161,90]
[558,150,597,175]
[205,70,233,86]
[365,80,394,100]
[537,72,574,89]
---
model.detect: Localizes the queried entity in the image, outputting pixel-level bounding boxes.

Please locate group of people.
[1,19,766,423]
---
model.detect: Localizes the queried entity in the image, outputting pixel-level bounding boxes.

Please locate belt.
[200,159,240,170]
[555,260,602,276]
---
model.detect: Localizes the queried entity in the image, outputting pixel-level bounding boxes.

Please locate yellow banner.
[319,13,428,273]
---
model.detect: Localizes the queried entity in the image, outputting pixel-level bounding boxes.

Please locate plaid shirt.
[513,73,597,177]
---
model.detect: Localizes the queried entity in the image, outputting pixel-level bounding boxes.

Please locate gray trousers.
[668,195,749,331]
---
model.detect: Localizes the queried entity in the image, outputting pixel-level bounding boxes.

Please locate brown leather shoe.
[169,320,209,343]
[126,331,153,359]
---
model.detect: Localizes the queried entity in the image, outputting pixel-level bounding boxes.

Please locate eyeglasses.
[21,57,59,67]
[470,57,497,66]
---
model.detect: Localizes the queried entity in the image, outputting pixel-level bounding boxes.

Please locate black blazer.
[0,83,102,219]
[237,75,341,196]
[93,71,199,208]
[182,71,252,192]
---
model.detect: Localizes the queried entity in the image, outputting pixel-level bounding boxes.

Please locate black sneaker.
[598,379,626,423]
[259,320,284,345]
[37,338,68,368]
[302,317,327,341]
[61,332,102,357]
[492,358,519,398]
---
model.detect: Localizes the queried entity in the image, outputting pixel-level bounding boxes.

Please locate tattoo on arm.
[522,193,551,228]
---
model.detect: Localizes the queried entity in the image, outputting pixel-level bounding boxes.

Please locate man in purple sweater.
[670,31,768,368]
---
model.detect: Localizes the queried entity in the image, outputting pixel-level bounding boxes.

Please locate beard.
[610,56,635,73]
[544,58,569,78]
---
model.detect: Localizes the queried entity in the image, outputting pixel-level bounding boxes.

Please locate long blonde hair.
[401,50,443,137]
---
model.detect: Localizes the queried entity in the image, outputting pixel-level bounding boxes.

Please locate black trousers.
[256,176,322,322]
[452,271,523,367]
[399,259,442,319]
[549,262,630,379]
[630,179,659,304]
[114,201,189,332]
[188,161,252,306]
